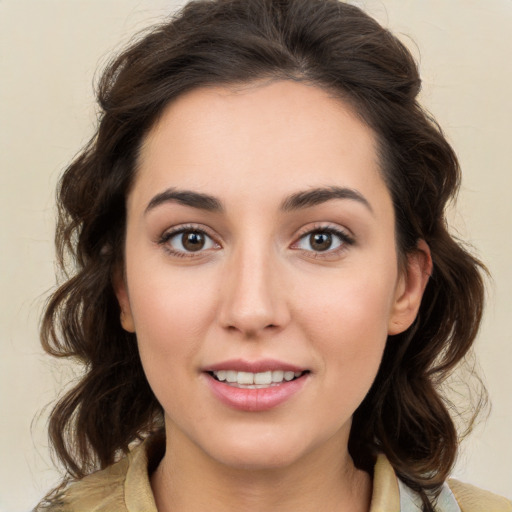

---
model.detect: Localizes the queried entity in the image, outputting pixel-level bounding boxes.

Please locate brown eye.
[294,227,352,255]
[182,230,205,251]
[161,228,218,255]
[309,232,332,252]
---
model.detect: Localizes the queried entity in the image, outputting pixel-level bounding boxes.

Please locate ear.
[388,239,432,335]
[112,267,136,333]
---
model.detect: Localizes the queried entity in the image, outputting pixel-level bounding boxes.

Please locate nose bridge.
[219,236,287,335]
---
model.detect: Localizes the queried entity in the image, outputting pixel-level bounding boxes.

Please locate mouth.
[207,370,309,389]
[202,359,310,410]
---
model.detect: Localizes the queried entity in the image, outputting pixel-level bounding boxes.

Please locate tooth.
[237,372,254,385]
[254,371,272,385]
[272,370,284,382]
[216,369,302,386]
[226,370,237,383]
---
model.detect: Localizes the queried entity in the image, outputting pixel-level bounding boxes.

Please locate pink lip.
[203,358,306,373]
[202,359,309,412]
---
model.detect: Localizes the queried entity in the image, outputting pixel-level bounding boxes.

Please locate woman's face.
[116,80,428,471]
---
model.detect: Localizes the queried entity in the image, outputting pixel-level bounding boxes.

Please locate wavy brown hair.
[38,0,487,510]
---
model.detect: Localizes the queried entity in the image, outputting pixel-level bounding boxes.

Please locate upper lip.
[202,359,307,373]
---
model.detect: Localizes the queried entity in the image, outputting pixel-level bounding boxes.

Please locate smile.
[209,370,306,388]
[204,363,310,411]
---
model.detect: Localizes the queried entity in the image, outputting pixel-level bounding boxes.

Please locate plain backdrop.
[1,1,511,510]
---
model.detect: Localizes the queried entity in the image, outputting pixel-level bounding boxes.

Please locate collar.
[123,436,459,512]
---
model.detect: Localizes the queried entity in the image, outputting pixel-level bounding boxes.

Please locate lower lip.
[205,373,308,412]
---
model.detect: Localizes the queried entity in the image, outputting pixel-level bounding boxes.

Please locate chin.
[212,444,305,471]
[199,426,337,472]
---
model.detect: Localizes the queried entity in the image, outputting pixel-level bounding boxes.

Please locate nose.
[218,244,290,337]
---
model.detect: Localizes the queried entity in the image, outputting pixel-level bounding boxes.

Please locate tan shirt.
[53,435,511,512]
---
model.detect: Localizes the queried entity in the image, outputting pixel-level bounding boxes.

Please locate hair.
[39,1,487,510]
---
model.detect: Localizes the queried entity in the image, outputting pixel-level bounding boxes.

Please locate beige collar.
[124,437,401,512]
[369,454,401,512]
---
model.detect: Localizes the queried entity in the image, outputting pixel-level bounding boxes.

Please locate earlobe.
[112,268,136,333]
[388,240,432,335]
[120,309,136,333]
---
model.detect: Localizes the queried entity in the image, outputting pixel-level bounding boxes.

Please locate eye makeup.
[157,223,221,259]
[291,223,355,261]
[156,220,355,262]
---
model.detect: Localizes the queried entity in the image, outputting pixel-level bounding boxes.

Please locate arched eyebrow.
[145,186,373,215]
[145,188,224,214]
[280,186,373,214]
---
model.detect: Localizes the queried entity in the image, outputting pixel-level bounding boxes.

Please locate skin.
[115,80,431,512]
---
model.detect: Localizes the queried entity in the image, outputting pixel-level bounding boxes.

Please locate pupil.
[311,232,332,251]
[182,231,205,251]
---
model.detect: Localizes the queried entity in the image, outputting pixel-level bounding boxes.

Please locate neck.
[151,424,372,512]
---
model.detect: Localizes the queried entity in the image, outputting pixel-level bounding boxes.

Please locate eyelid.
[157,223,222,257]
[294,222,354,242]
[156,222,354,259]
[290,223,355,257]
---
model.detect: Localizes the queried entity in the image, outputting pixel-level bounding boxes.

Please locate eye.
[159,228,219,256]
[294,227,353,254]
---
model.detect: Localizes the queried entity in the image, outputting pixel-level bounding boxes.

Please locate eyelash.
[157,223,354,259]
[157,224,220,259]
[292,224,355,259]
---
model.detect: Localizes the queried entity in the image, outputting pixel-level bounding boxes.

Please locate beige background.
[1,0,511,510]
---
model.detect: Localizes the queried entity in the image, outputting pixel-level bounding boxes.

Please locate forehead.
[133,80,389,213]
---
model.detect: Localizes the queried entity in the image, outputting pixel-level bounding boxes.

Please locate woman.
[36,0,511,510]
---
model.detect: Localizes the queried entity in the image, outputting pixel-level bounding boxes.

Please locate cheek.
[293,265,397,386]
[126,267,221,429]
[295,263,397,334]
[129,259,216,329]
[126,264,219,378]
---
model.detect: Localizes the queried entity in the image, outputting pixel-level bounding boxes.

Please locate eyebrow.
[145,185,373,215]
[280,186,373,214]
[145,188,224,214]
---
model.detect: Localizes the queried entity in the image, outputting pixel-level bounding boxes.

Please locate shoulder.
[53,455,130,512]
[448,478,512,512]
[48,434,163,512]
[371,454,511,512]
